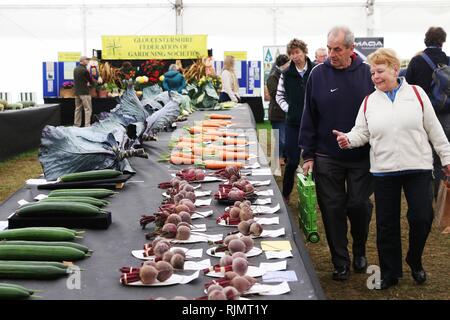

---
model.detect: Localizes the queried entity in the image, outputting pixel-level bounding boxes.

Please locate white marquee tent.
[1,0,450,103]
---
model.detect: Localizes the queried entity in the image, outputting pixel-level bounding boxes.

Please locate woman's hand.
[333,130,350,149]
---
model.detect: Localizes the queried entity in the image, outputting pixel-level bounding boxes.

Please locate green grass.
[0,149,42,202]
[256,121,450,300]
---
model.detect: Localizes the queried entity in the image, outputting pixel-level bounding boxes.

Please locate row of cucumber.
[16,188,117,218]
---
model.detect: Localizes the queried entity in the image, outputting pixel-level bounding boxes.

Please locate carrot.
[203,160,243,169]
[170,154,198,165]
[176,141,204,149]
[217,138,248,145]
[207,119,232,125]
[178,135,217,143]
[215,151,249,160]
[208,145,247,152]
[206,130,241,138]
[209,114,233,120]
[199,121,223,128]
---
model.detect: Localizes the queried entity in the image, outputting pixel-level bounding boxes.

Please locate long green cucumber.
[60,169,122,182]
[0,228,76,241]
[16,201,106,217]
[0,283,36,295]
[0,260,69,270]
[0,245,87,261]
[0,240,89,253]
[48,188,117,199]
[0,264,70,279]
[40,196,109,207]
[0,285,30,299]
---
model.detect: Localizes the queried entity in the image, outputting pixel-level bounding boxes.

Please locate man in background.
[73,56,95,127]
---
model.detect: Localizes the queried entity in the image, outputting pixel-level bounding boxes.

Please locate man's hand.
[333,130,350,149]
[302,160,314,176]
[443,164,450,177]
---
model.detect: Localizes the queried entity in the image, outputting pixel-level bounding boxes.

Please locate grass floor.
[1,124,449,299]
[257,121,450,300]
[0,149,42,202]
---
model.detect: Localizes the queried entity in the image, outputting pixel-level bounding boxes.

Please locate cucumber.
[0,245,87,261]
[40,196,109,207]
[60,169,122,182]
[0,285,30,299]
[16,201,106,217]
[0,240,89,253]
[48,188,117,199]
[0,264,69,279]
[0,283,36,295]
[0,228,76,241]
[0,260,69,270]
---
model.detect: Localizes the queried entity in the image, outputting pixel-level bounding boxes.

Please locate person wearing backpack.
[406,27,450,197]
[335,48,450,290]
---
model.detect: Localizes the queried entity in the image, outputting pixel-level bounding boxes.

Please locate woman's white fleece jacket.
[345,80,450,173]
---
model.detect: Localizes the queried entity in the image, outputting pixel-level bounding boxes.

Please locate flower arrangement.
[118,62,136,81]
[140,60,166,85]
[62,81,74,89]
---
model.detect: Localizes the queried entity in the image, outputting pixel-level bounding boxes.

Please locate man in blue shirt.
[299,26,375,281]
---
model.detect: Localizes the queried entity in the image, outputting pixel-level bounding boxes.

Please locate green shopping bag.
[297,172,320,243]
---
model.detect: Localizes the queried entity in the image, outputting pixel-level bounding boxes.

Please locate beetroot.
[139,265,158,284]
[185,191,196,202]
[175,204,190,214]
[249,222,263,236]
[207,284,224,294]
[219,255,233,267]
[231,252,247,260]
[240,236,254,252]
[225,271,238,280]
[179,211,192,224]
[228,239,246,254]
[208,290,227,300]
[143,260,157,268]
[238,221,251,236]
[223,286,240,300]
[231,276,251,293]
[232,257,248,276]
[166,213,182,225]
[195,169,205,181]
[173,193,184,204]
[162,251,174,262]
[223,234,239,246]
[244,275,257,286]
[161,223,178,238]
[176,225,191,240]
[171,248,186,258]
[234,201,242,207]
[154,241,170,258]
[155,261,173,282]
[179,199,195,212]
[239,206,253,221]
[182,184,194,192]
[170,253,185,269]
[229,207,241,219]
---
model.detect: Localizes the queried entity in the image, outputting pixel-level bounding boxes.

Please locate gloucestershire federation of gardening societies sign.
[101,35,208,60]
[354,37,384,60]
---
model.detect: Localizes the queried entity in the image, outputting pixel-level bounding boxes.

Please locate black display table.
[0,104,60,161]
[0,105,325,300]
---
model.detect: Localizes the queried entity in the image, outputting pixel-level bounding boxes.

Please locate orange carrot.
[217,138,248,145]
[206,130,241,138]
[208,145,247,152]
[170,154,198,165]
[199,121,223,128]
[209,114,233,120]
[204,160,243,169]
[215,151,249,160]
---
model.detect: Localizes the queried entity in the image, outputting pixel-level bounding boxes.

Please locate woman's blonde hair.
[367,48,401,70]
[224,55,235,71]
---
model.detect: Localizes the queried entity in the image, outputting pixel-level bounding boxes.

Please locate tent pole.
[175,0,183,35]
[82,5,87,56]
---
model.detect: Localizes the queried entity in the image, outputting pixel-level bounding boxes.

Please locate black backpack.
[421,53,450,114]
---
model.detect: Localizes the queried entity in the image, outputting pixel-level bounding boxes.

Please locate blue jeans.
[271,121,285,158]
[282,124,301,198]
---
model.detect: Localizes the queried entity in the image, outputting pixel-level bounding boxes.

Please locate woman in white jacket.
[219,55,240,103]
[333,48,450,290]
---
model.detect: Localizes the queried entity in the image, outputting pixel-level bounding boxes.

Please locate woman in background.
[219,55,240,103]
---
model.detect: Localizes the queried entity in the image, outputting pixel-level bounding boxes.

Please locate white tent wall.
[1,1,450,104]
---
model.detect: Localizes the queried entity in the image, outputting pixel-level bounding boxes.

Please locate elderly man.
[314,48,328,64]
[73,56,94,127]
[299,26,374,281]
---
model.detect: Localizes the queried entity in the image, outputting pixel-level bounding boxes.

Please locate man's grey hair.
[168,64,178,71]
[328,26,355,48]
